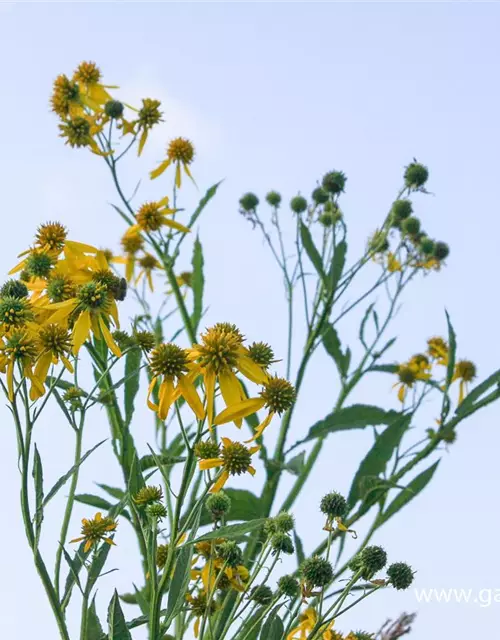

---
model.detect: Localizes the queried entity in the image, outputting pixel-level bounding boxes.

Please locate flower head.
[427,336,448,366]
[150,137,196,188]
[134,485,163,506]
[50,74,82,118]
[137,98,163,155]
[35,222,68,253]
[452,359,477,403]
[197,437,260,493]
[393,361,430,403]
[70,511,117,553]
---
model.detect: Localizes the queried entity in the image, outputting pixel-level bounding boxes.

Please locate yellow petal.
[138,129,148,156]
[99,316,122,358]
[178,376,205,420]
[244,411,274,443]
[218,370,245,426]
[150,159,171,180]
[204,370,216,426]
[238,354,268,384]
[198,458,224,471]
[147,377,159,411]
[163,218,191,234]
[175,163,181,188]
[210,469,230,493]
[158,378,175,420]
[72,310,91,354]
[214,397,266,426]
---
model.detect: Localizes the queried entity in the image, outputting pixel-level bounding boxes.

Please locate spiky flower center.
[0,297,33,328]
[79,514,117,543]
[0,280,28,299]
[26,252,54,278]
[167,137,195,164]
[188,592,217,617]
[260,376,296,414]
[455,360,476,381]
[47,275,76,303]
[136,203,164,232]
[410,353,430,370]
[121,231,144,254]
[59,117,91,147]
[139,254,159,270]
[221,441,252,476]
[194,440,221,460]
[197,328,241,374]
[149,343,189,378]
[134,485,164,506]
[3,332,38,362]
[427,337,448,359]
[138,98,162,129]
[156,543,169,569]
[51,75,80,117]
[38,324,72,356]
[77,282,109,311]
[35,222,67,252]
[134,331,155,352]
[92,270,126,301]
[397,365,417,385]
[74,61,101,85]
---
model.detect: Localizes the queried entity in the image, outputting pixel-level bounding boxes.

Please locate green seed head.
[301,556,333,588]
[320,491,347,519]
[322,170,347,195]
[278,574,300,598]
[387,562,415,590]
[239,192,259,212]
[250,584,273,605]
[404,162,429,189]
[265,191,281,207]
[206,491,232,521]
[0,280,28,299]
[290,195,308,214]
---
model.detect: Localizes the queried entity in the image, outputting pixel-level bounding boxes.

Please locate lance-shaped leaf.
[260,607,284,640]
[32,445,44,545]
[300,221,325,281]
[124,347,142,427]
[189,518,268,544]
[348,413,411,508]
[108,590,132,640]
[86,594,105,640]
[191,235,204,332]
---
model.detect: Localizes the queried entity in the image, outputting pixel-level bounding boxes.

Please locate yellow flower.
[188,324,268,426]
[387,252,402,272]
[50,74,84,119]
[197,437,260,493]
[70,511,117,553]
[452,359,477,404]
[393,362,431,403]
[73,61,117,109]
[131,198,190,235]
[58,115,107,156]
[34,323,74,391]
[287,608,337,640]
[136,254,160,291]
[46,281,121,357]
[150,137,196,188]
[213,375,296,442]
[147,343,204,421]
[186,591,218,638]
[427,336,448,366]
[136,98,163,156]
[0,331,43,402]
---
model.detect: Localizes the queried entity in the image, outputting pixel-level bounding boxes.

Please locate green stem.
[54,417,84,597]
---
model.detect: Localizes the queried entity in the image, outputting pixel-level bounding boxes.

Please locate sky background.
[1,2,500,638]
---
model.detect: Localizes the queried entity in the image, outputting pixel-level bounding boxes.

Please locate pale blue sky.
[1,2,500,638]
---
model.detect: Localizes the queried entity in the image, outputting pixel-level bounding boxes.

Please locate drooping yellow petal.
[218,370,246,427]
[210,469,230,493]
[72,310,91,354]
[175,163,181,188]
[178,376,205,420]
[158,377,175,420]
[99,316,122,358]
[244,411,274,443]
[199,458,224,471]
[147,377,159,411]
[34,352,53,384]
[7,361,14,401]
[194,617,200,638]
[138,129,148,156]
[163,218,191,234]
[237,354,268,384]
[204,369,216,426]
[150,158,171,180]
[214,397,266,426]
[397,384,406,403]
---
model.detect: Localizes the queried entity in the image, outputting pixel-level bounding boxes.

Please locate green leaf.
[456,368,500,416]
[198,488,262,526]
[75,494,113,511]
[128,451,146,499]
[300,221,325,281]
[43,440,106,508]
[289,405,402,451]
[348,414,411,508]
[293,531,305,567]
[377,461,440,527]
[87,537,114,593]
[110,203,135,226]
[191,235,204,332]
[260,607,284,640]
[139,453,186,471]
[369,364,398,374]
[359,302,376,349]
[445,310,457,387]
[107,590,132,640]
[61,542,88,608]
[328,240,347,295]
[124,347,142,427]
[32,445,44,544]
[190,518,267,544]
[322,324,349,378]
[186,181,222,230]
[97,484,125,500]
[285,451,306,476]
[86,594,105,640]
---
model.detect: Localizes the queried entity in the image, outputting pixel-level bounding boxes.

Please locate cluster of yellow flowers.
[288,607,371,640]
[51,60,196,187]
[146,323,296,492]
[394,336,476,404]
[0,222,126,402]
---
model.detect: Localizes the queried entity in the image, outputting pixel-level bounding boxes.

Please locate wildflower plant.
[4,59,500,640]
